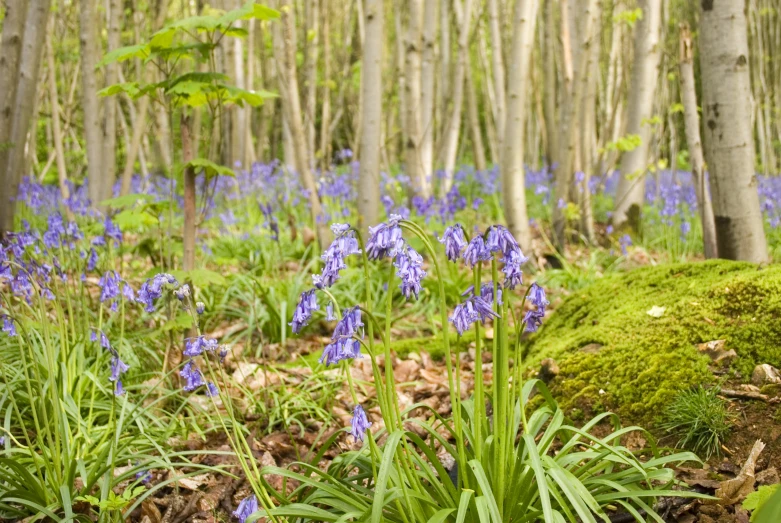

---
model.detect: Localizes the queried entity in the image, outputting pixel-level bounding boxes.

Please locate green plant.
[752,484,781,523]
[659,386,734,459]
[221,220,709,522]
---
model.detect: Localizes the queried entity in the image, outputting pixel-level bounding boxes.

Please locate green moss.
[525,260,781,423]
[391,330,476,360]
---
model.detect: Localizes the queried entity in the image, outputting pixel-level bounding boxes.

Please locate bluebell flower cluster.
[523,283,549,333]
[137,273,178,312]
[449,294,500,336]
[181,335,220,395]
[440,224,467,262]
[366,215,404,260]
[98,270,135,312]
[2,316,17,337]
[319,223,361,287]
[320,307,363,366]
[290,289,318,334]
[394,245,426,299]
[350,404,372,442]
[91,329,129,395]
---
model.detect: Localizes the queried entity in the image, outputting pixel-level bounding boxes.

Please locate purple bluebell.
[394,245,426,300]
[233,494,259,523]
[319,224,361,287]
[462,283,502,306]
[2,316,16,337]
[485,225,520,258]
[99,271,122,311]
[319,337,362,366]
[104,217,123,244]
[449,296,499,336]
[366,215,404,260]
[619,234,632,256]
[109,354,129,382]
[440,224,467,262]
[196,302,205,315]
[290,289,318,334]
[135,468,152,485]
[501,248,528,289]
[86,248,99,272]
[332,307,363,340]
[137,273,178,312]
[528,283,549,309]
[114,380,125,396]
[524,283,548,333]
[326,302,336,321]
[206,382,219,397]
[462,236,492,267]
[184,336,219,357]
[180,360,205,391]
[350,405,372,442]
[606,225,614,235]
[523,310,545,333]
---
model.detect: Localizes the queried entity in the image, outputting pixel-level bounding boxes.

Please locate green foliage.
[659,386,734,458]
[753,484,781,523]
[602,134,642,154]
[744,484,780,522]
[525,260,781,422]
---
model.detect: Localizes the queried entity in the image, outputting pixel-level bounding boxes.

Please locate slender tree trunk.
[542,0,557,167]
[102,0,121,200]
[699,0,767,262]
[120,96,150,195]
[46,20,70,203]
[465,56,487,172]
[304,0,318,159]
[181,114,196,273]
[420,0,438,179]
[357,0,383,230]
[404,0,427,197]
[80,0,104,205]
[1,0,51,233]
[488,0,506,148]
[613,0,662,228]
[437,0,451,158]
[0,0,30,234]
[678,24,717,259]
[319,0,332,167]
[274,0,329,245]
[578,2,601,244]
[441,0,473,189]
[502,0,539,253]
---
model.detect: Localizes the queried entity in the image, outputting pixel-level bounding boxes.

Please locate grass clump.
[659,386,734,459]
[525,260,781,422]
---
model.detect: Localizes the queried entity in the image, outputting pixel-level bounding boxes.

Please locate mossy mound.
[526,260,781,423]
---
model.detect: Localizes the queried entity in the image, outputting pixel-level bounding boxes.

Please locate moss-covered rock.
[526,260,781,423]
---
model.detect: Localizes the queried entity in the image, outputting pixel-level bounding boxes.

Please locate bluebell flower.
[320,225,360,287]
[0,436,5,446]
[606,225,614,235]
[320,337,362,366]
[524,283,548,333]
[2,316,16,337]
[523,310,545,333]
[331,307,363,340]
[99,271,122,311]
[110,354,129,382]
[394,245,426,300]
[449,296,499,336]
[184,336,219,357]
[104,217,123,244]
[440,224,467,262]
[350,405,372,442]
[326,302,336,321]
[485,225,520,258]
[196,302,205,315]
[180,360,205,391]
[619,234,632,256]
[233,494,258,523]
[462,283,502,306]
[137,273,178,312]
[206,382,219,397]
[462,236,492,267]
[114,380,125,396]
[501,248,529,289]
[290,289,318,334]
[528,283,549,310]
[135,468,152,485]
[366,215,404,260]
[86,248,99,272]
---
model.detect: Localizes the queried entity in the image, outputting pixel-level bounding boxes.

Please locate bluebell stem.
[233,494,259,523]
[290,289,318,333]
[349,405,372,442]
[394,244,426,300]
[366,215,404,260]
[439,224,467,262]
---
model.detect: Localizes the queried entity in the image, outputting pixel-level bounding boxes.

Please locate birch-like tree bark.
[273,0,329,245]
[699,0,767,261]
[80,0,105,206]
[102,0,121,201]
[679,24,717,259]
[613,0,662,228]
[404,0,427,197]
[488,0,506,149]
[1,0,51,233]
[319,0,332,167]
[0,0,30,234]
[419,0,438,179]
[357,0,383,229]
[303,0,318,159]
[46,20,70,202]
[502,0,539,252]
[465,56,487,172]
[441,0,474,189]
[542,0,557,167]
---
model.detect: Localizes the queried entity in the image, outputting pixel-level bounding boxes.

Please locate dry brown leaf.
[715,440,765,505]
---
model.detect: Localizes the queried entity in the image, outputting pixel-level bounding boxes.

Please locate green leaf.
[745,484,780,521]
[98,44,150,67]
[98,82,141,98]
[221,84,277,106]
[161,313,194,332]
[112,208,157,230]
[170,268,227,287]
[754,484,781,523]
[218,1,280,26]
[184,158,235,179]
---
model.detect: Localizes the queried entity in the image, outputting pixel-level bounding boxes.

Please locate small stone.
[538,358,559,383]
[697,340,737,365]
[756,467,779,486]
[751,364,781,386]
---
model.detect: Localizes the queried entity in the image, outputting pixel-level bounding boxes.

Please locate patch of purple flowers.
[350,405,372,442]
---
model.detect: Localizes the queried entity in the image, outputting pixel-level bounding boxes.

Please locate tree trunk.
[420,0,438,179]
[441,0,474,189]
[404,0,427,197]
[304,0,318,160]
[181,114,196,272]
[678,24,717,259]
[274,0,329,245]
[0,0,51,234]
[102,0,121,200]
[578,2,601,244]
[319,0,332,167]
[0,0,30,234]
[465,56,487,172]
[357,0,383,230]
[502,0,539,253]
[613,0,662,228]
[542,0,557,167]
[699,0,767,262]
[80,0,104,206]
[488,0,506,149]
[46,19,70,203]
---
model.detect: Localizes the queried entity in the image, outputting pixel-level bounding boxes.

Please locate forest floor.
[122,257,781,523]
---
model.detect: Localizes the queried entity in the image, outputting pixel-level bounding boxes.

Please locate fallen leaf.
[646,305,666,318]
[715,440,765,505]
